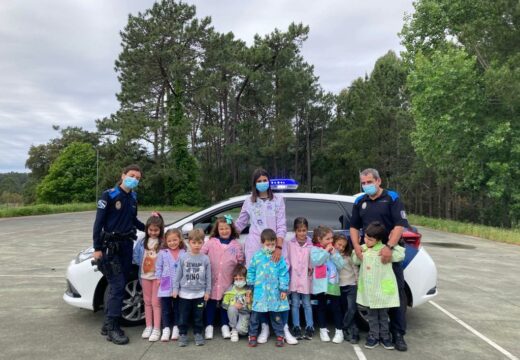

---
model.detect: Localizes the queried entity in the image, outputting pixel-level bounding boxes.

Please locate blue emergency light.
[270,178,299,192]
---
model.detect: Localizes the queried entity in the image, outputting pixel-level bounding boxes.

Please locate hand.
[271,247,282,263]
[245,292,252,304]
[379,245,392,264]
[234,302,243,310]
[172,292,178,298]
[280,292,287,300]
[325,243,334,253]
[204,293,209,301]
[93,250,103,260]
[354,245,363,260]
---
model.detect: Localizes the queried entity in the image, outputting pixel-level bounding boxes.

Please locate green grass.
[409,214,520,245]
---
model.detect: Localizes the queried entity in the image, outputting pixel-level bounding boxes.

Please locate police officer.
[349,168,409,351]
[92,164,145,345]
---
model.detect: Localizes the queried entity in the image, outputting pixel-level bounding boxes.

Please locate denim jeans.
[160,297,179,329]
[205,299,229,326]
[367,308,390,340]
[340,285,358,335]
[249,311,285,337]
[178,297,205,335]
[389,262,407,336]
[290,292,313,328]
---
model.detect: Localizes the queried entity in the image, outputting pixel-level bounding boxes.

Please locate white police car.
[64,180,437,325]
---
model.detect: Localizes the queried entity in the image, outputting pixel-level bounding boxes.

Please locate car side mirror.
[181,222,194,236]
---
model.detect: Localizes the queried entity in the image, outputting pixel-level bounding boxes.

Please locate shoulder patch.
[108,187,120,199]
[387,190,399,202]
[97,200,107,209]
[354,194,366,205]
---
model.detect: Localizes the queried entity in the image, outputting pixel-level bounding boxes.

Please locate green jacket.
[352,242,405,309]
[222,285,252,313]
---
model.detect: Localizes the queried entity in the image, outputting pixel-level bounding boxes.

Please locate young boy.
[173,228,211,347]
[222,264,252,342]
[247,229,290,347]
[352,221,404,350]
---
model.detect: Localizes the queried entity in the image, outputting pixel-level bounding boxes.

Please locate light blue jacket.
[155,248,186,297]
[310,245,345,295]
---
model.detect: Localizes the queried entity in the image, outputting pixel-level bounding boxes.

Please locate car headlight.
[75,247,94,264]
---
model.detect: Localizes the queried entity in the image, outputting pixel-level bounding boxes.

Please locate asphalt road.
[0,211,519,360]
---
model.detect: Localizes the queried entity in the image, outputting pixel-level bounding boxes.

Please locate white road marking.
[352,344,367,360]
[430,300,519,360]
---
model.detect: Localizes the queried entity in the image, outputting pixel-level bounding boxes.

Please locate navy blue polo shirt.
[350,189,409,243]
[92,185,145,251]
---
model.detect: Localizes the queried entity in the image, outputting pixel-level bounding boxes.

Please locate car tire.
[103,278,145,326]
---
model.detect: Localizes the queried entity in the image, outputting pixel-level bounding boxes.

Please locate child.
[222,264,252,342]
[352,221,404,350]
[173,229,212,347]
[202,215,244,340]
[155,228,186,341]
[333,233,359,344]
[247,228,290,348]
[133,212,164,342]
[310,226,345,343]
[284,217,314,340]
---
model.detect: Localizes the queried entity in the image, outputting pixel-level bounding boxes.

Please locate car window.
[193,203,247,235]
[285,199,346,231]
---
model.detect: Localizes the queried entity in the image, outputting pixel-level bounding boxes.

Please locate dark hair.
[144,212,164,251]
[365,221,388,242]
[333,233,353,256]
[209,216,240,240]
[293,217,309,231]
[260,228,277,243]
[251,168,274,203]
[312,225,333,244]
[123,164,142,175]
[232,264,247,278]
[163,228,186,250]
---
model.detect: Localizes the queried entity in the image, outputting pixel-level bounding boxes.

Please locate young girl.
[352,221,404,350]
[310,226,345,343]
[202,215,244,340]
[222,264,252,342]
[284,217,314,340]
[247,229,290,348]
[155,228,186,342]
[133,212,164,342]
[333,233,359,344]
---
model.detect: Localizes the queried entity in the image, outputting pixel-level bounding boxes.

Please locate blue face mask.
[256,182,270,193]
[362,184,377,196]
[123,176,139,190]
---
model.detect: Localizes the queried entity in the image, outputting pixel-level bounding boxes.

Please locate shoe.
[304,326,314,340]
[230,329,239,342]
[381,337,395,350]
[350,333,360,344]
[160,327,171,342]
[319,328,330,342]
[178,334,188,347]
[276,336,284,347]
[393,333,408,352]
[221,324,231,339]
[149,328,161,342]
[205,325,214,339]
[100,320,109,336]
[284,324,298,344]
[194,333,205,346]
[141,326,153,339]
[364,335,379,349]
[171,326,179,340]
[332,328,344,344]
[248,336,258,347]
[106,320,129,345]
[258,323,270,344]
[292,326,303,340]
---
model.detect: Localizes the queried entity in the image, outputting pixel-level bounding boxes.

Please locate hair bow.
[224,214,233,225]
[151,211,161,218]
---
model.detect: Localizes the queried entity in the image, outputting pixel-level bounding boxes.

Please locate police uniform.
[350,189,409,338]
[93,185,145,339]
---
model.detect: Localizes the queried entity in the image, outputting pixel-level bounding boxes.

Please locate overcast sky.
[0,0,414,173]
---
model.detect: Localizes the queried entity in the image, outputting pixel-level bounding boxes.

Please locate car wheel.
[103,279,145,326]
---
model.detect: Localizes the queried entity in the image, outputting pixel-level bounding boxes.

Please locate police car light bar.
[270,178,299,191]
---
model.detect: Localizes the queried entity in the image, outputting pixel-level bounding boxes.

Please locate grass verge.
[409,214,520,245]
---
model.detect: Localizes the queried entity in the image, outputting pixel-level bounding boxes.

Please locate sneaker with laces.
[258,323,270,343]
[319,328,330,342]
[332,328,344,344]
[381,337,394,350]
[230,329,239,342]
[292,326,302,340]
[205,325,214,339]
[178,334,188,347]
[304,326,314,340]
[276,336,284,347]
[393,333,408,352]
[221,324,231,339]
[149,328,161,342]
[171,326,179,340]
[194,333,205,346]
[365,335,379,349]
[141,326,153,339]
[284,324,298,345]
[160,327,171,342]
[248,336,258,347]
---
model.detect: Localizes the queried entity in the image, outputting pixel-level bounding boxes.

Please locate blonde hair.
[188,228,205,242]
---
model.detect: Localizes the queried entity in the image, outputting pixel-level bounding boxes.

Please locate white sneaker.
[320,328,331,342]
[230,329,239,342]
[332,328,344,344]
[284,324,298,345]
[221,324,231,339]
[161,327,171,342]
[205,325,214,340]
[171,326,179,340]
[141,326,153,339]
[149,328,161,342]
[258,323,270,344]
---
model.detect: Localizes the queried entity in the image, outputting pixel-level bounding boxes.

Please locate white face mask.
[234,280,246,288]
[264,245,275,254]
